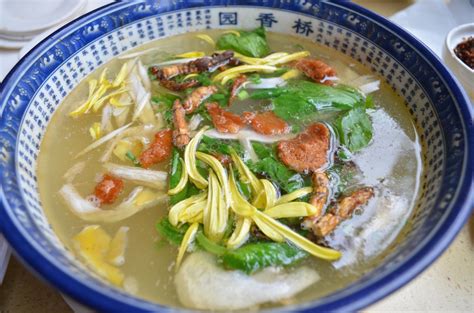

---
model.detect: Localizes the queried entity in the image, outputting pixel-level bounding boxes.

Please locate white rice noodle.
[99,124,160,163]
[153,57,198,67]
[205,128,294,143]
[59,185,167,223]
[244,77,287,89]
[103,163,167,189]
[63,162,86,183]
[76,123,132,158]
[101,104,114,135]
[239,136,258,163]
[188,114,204,132]
[118,47,160,60]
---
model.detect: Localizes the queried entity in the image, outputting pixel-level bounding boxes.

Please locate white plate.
[0,0,87,39]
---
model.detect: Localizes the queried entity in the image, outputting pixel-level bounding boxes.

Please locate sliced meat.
[93,174,124,205]
[159,79,200,92]
[277,123,331,173]
[312,187,374,237]
[312,213,340,237]
[149,51,234,81]
[139,129,173,168]
[309,172,330,218]
[246,111,290,135]
[335,187,374,219]
[183,85,218,114]
[206,102,246,134]
[172,100,190,148]
[228,75,247,105]
[293,58,336,85]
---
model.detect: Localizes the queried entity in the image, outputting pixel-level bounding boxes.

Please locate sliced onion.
[358,80,380,94]
[104,163,167,189]
[63,162,85,183]
[137,60,151,91]
[320,76,339,84]
[118,48,161,59]
[101,104,114,135]
[76,123,132,158]
[188,114,203,132]
[59,185,167,223]
[153,57,199,67]
[238,136,258,162]
[100,124,159,163]
[205,128,294,143]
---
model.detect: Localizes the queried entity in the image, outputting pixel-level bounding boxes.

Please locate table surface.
[1,1,473,312]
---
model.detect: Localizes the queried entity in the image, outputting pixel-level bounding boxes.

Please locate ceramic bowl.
[442,23,474,101]
[0,1,473,312]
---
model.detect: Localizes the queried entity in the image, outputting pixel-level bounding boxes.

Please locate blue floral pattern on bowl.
[0,1,472,312]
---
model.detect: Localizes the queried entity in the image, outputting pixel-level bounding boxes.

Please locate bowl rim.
[0,0,473,312]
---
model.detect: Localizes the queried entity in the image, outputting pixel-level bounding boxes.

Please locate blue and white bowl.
[0,1,473,311]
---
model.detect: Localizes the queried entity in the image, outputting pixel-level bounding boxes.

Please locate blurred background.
[0,0,472,312]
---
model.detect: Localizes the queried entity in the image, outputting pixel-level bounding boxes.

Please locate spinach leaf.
[249,81,364,121]
[156,217,189,246]
[248,143,306,194]
[273,81,364,121]
[334,107,373,152]
[220,242,308,274]
[152,93,179,124]
[216,27,270,58]
[196,232,227,255]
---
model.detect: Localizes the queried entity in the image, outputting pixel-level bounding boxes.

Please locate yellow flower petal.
[176,222,199,270]
[168,158,188,195]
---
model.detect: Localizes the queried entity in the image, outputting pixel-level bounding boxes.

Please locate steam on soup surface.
[38,28,422,310]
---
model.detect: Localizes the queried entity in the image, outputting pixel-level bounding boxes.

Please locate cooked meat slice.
[246,111,290,135]
[335,187,374,219]
[139,129,173,168]
[173,100,190,148]
[312,213,340,237]
[312,187,374,237]
[183,85,218,114]
[206,102,246,134]
[93,174,124,205]
[277,123,331,173]
[229,75,247,105]
[149,51,234,81]
[310,172,330,217]
[159,79,200,92]
[293,58,336,85]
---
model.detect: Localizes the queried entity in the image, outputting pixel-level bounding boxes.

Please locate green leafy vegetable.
[216,27,270,58]
[152,93,180,124]
[334,107,373,152]
[248,73,261,84]
[169,148,201,205]
[248,143,306,194]
[156,217,189,246]
[250,80,364,121]
[220,242,308,274]
[196,232,227,255]
[198,136,243,156]
[125,151,141,167]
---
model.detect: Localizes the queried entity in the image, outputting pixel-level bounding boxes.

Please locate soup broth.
[37,30,422,310]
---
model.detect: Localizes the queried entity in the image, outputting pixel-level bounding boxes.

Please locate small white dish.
[0,0,87,40]
[443,23,474,101]
[0,35,30,49]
